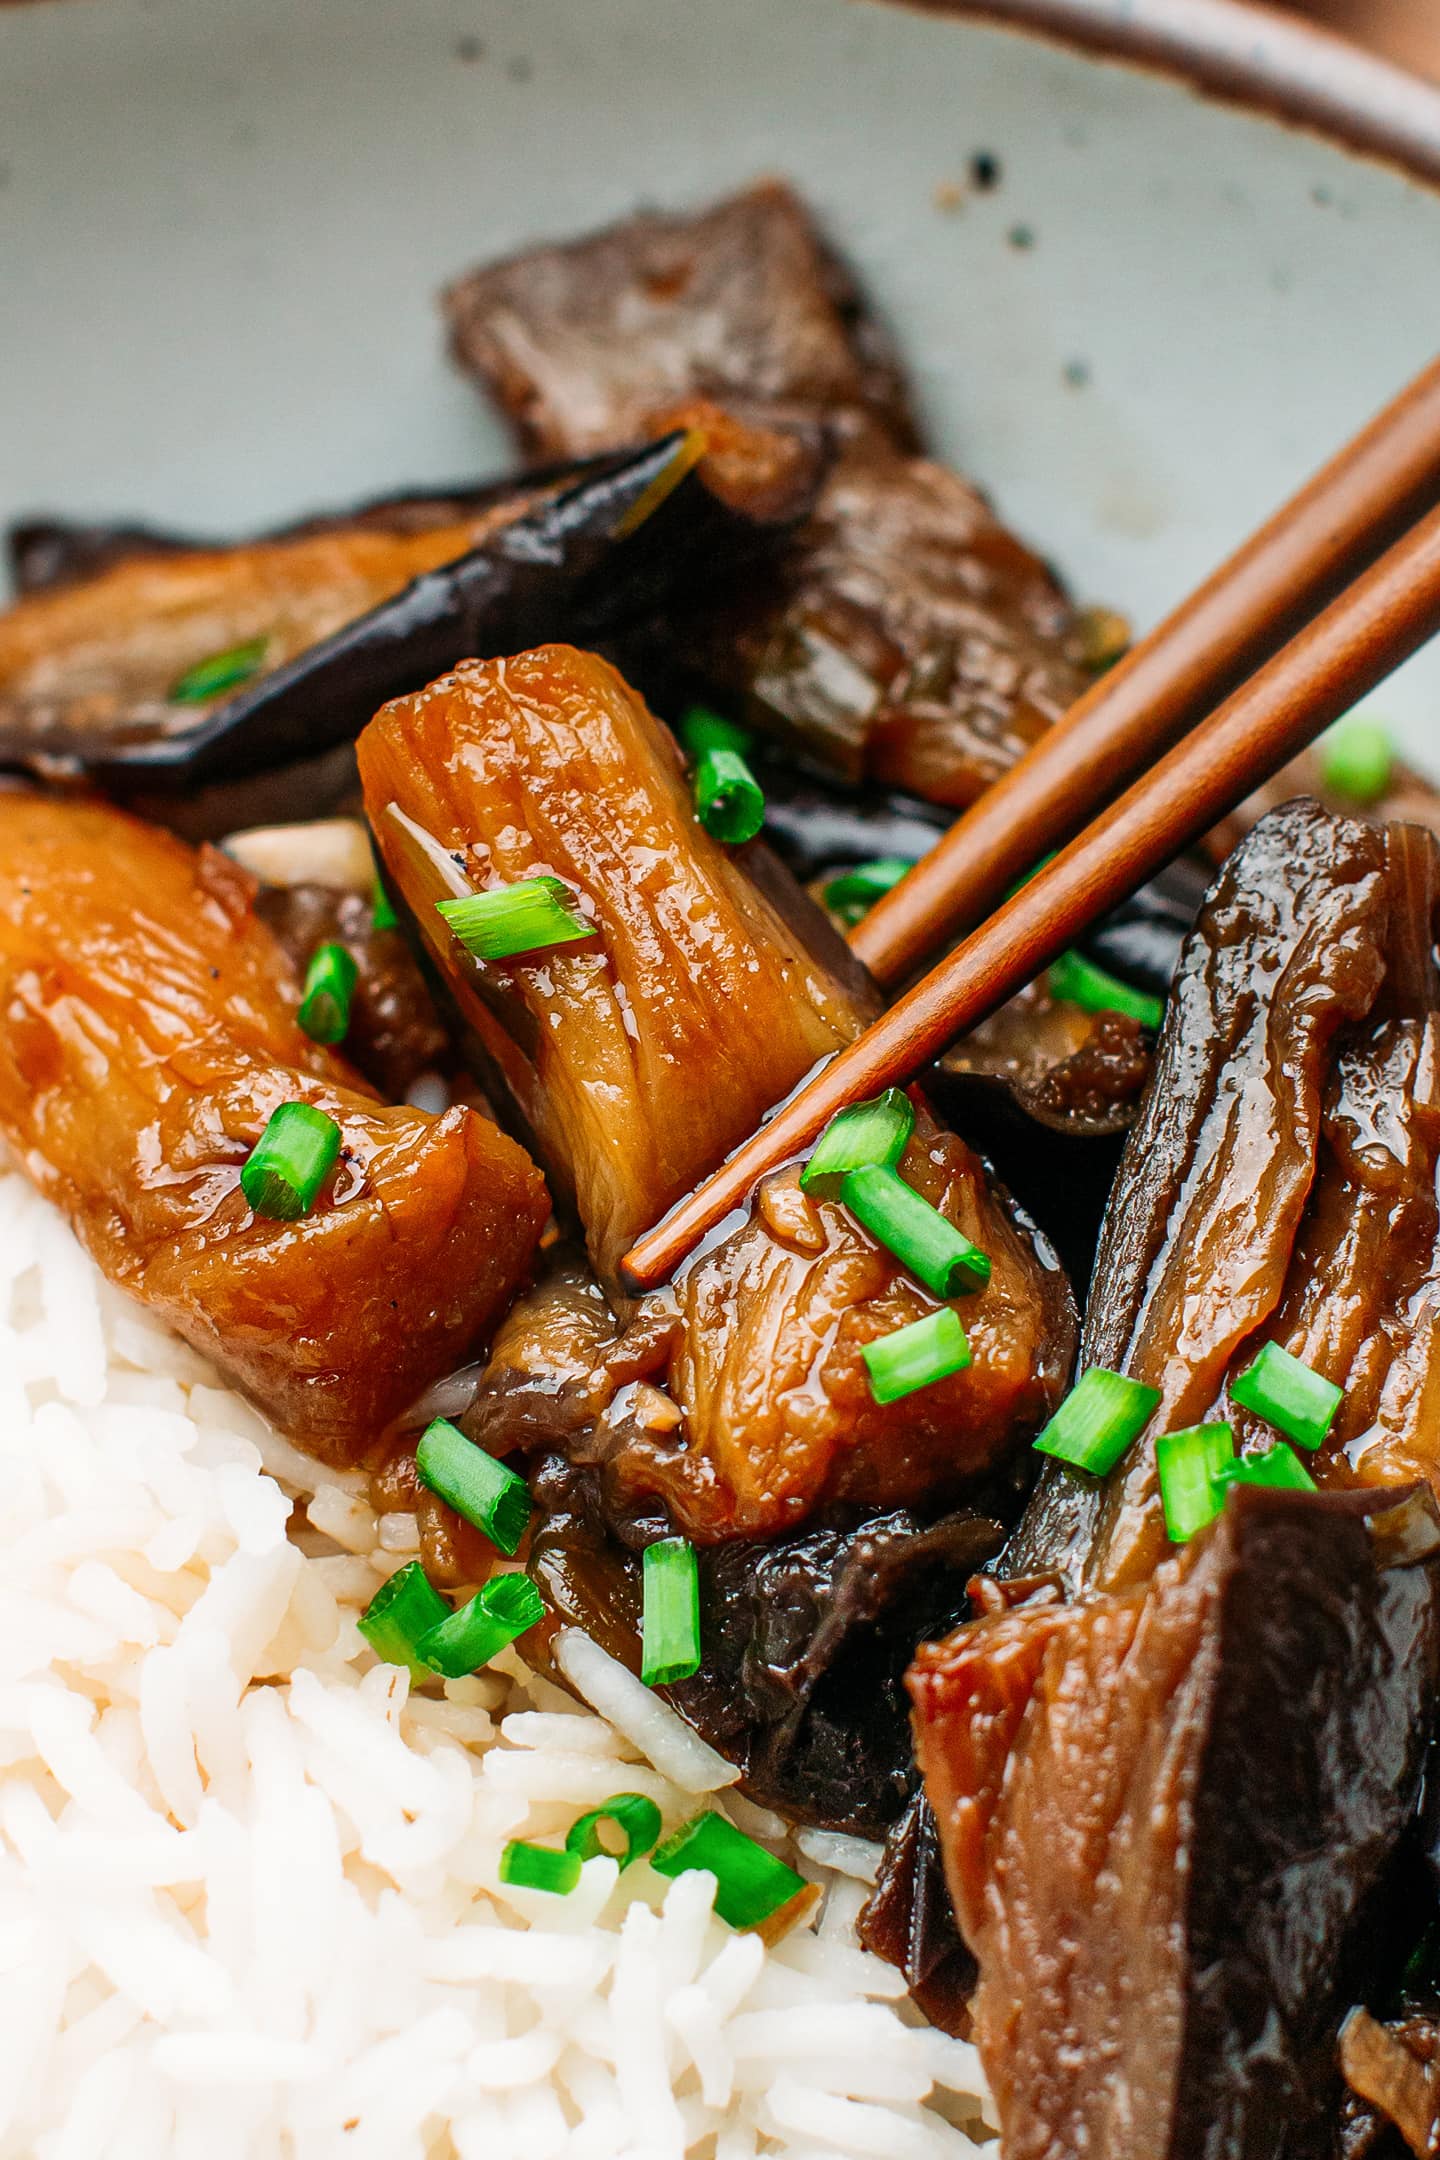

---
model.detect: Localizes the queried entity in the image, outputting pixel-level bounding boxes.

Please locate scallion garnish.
[1319,712,1394,806]
[415,1572,545,1679]
[565,1793,663,1868]
[437,876,597,962]
[297,941,358,1046]
[415,1417,532,1556]
[240,1101,342,1221]
[1224,1440,1317,1493]
[800,1089,914,1197]
[1033,1367,1161,1476]
[678,706,753,758]
[641,1537,702,1687]
[169,636,268,706]
[1048,950,1165,1032]
[693,746,765,845]
[357,1560,451,1675]
[650,1811,811,1932]
[371,871,399,933]
[499,1841,583,1896]
[861,1307,970,1405]
[839,1163,991,1297]
[1229,1340,1341,1452]
[822,859,911,929]
[1157,1423,1236,1543]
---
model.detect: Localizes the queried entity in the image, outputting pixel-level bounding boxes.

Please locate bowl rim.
[881,0,1440,189]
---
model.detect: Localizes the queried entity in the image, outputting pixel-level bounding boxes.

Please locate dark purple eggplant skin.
[1006,799,1392,1594]
[913,1485,1440,2160]
[6,474,544,597]
[857,1787,977,2038]
[526,1447,1001,1836]
[1,432,812,791]
[759,761,1208,1003]
[1177,1491,1440,2160]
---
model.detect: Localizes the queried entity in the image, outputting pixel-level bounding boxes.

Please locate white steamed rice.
[0,1159,996,2158]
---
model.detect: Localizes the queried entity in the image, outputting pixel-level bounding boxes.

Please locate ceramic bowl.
[2,0,1438,759]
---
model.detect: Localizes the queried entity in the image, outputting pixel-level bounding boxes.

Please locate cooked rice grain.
[0,1164,995,2158]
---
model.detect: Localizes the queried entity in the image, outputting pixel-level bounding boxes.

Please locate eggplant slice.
[360,642,1074,1542]
[0,793,549,1462]
[0,429,815,790]
[443,178,1091,809]
[912,1482,1440,2160]
[907,801,1440,2155]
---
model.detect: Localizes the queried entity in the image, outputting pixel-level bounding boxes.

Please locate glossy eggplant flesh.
[443,177,1091,809]
[1008,799,1412,1596]
[911,1482,1440,2160]
[0,431,814,791]
[1338,2010,1440,2158]
[0,500,529,757]
[4,468,565,597]
[0,792,550,1463]
[360,643,1075,1541]
[524,1441,1002,1837]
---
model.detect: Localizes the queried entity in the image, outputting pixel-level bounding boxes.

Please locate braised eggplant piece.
[939,982,1151,1137]
[5,470,555,596]
[856,1787,978,2038]
[360,643,1073,1539]
[0,432,807,791]
[0,794,549,1462]
[444,178,920,461]
[527,1445,1000,1835]
[0,509,523,760]
[1340,2010,1440,2158]
[256,882,450,1103]
[911,1484,1440,2160]
[906,803,1440,2151]
[1009,799,1398,1594]
[444,180,1089,808]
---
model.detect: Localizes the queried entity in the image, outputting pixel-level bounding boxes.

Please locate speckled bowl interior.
[2,0,1438,760]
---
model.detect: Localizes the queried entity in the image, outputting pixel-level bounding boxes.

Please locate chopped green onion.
[839,1164,991,1297]
[499,1841,582,1896]
[437,876,596,962]
[371,870,399,933]
[1033,1367,1161,1476]
[1157,1423,1236,1543]
[1223,1440,1317,1493]
[297,941,358,1046]
[1076,604,1132,674]
[650,1811,811,1932]
[678,705,752,758]
[693,746,765,845]
[240,1101,342,1221]
[415,1418,532,1556]
[1048,949,1165,1031]
[1319,712,1394,806]
[416,1572,545,1679]
[861,1307,971,1405]
[822,859,911,928]
[565,1793,663,1867]
[169,636,268,705]
[800,1090,915,1197]
[641,1537,702,1687]
[357,1560,451,1675]
[1229,1340,1342,1452]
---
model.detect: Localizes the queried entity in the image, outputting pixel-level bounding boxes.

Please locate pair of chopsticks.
[620,354,1440,1294]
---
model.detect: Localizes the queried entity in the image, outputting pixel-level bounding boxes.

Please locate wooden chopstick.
[621,497,1440,1292]
[852,355,1440,988]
